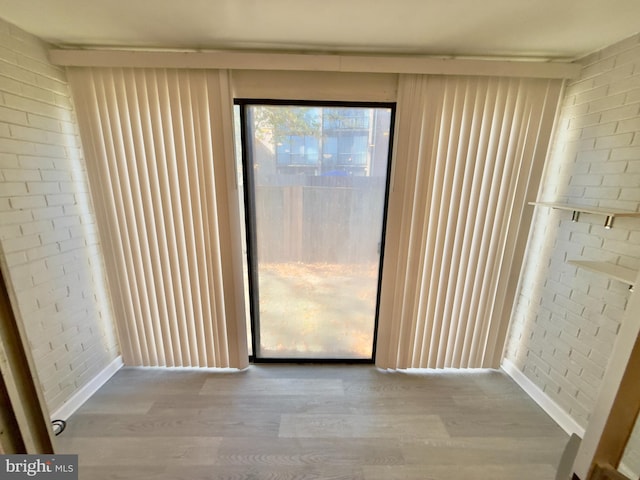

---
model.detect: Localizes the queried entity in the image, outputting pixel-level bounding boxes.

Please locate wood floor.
[54,364,568,480]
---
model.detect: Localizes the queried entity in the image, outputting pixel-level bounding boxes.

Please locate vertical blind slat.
[187,73,211,366]
[195,80,217,365]
[211,71,241,366]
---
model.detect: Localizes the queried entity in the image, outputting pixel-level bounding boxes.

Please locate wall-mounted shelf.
[529,202,640,229]
[568,259,637,291]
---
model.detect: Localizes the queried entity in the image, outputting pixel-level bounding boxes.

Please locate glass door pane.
[241,103,393,360]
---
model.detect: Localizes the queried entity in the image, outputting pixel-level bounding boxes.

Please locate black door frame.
[236,99,396,364]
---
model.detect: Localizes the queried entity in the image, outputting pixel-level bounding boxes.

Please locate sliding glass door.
[238,101,394,361]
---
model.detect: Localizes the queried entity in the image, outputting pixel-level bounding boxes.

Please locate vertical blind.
[68,68,248,368]
[376,74,563,369]
[68,66,562,371]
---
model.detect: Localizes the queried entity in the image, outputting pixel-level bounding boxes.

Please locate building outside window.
[266,106,386,177]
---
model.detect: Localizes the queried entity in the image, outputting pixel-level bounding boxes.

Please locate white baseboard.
[50,356,123,421]
[618,462,635,479]
[502,358,586,438]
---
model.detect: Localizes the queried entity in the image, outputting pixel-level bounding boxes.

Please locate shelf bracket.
[604,215,614,229]
[571,210,580,222]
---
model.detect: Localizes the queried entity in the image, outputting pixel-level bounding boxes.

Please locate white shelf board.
[529,202,640,218]
[530,202,640,228]
[568,260,638,286]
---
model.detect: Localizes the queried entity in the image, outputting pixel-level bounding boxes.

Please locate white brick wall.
[0,18,119,413]
[505,33,640,429]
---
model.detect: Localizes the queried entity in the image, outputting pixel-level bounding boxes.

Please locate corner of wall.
[502,358,586,437]
[49,356,123,421]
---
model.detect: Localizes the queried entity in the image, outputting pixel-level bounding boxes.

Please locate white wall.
[0,18,120,414]
[505,33,640,429]
[620,418,640,478]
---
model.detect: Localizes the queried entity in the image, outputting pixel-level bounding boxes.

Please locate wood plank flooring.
[54,364,568,479]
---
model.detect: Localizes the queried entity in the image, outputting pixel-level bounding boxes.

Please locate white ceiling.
[1,0,640,60]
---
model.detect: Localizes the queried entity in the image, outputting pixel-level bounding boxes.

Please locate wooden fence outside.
[254,177,387,264]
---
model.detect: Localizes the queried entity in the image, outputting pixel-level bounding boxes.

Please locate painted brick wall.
[505,33,640,429]
[0,18,119,413]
